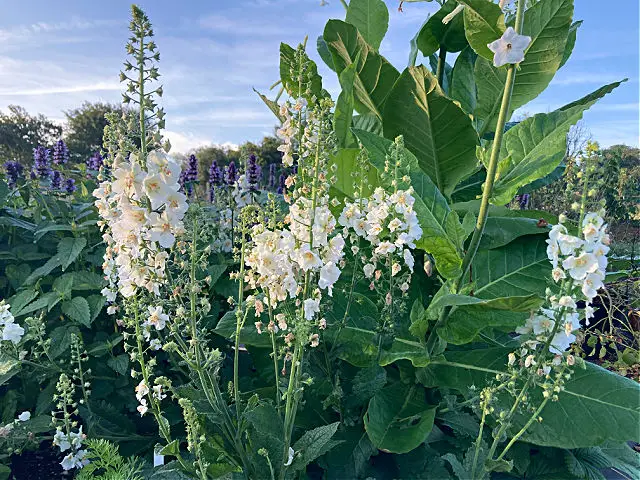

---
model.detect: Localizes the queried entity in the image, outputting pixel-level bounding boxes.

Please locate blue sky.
[1,0,638,153]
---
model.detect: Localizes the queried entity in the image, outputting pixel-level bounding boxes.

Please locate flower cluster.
[179,154,199,197]
[52,140,70,165]
[4,161,24,188]
[32,146,51,179]
[94,150,188,300]
[52,374,89,471]
[86,152,104,172]
[514,211,609,362]
[245,96,340,348]
[246,154,262,191]
[134,376,167,417]
[339,186,422,295]
[0,301,24,344]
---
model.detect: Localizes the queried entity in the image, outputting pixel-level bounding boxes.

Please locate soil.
[9,442,69,480]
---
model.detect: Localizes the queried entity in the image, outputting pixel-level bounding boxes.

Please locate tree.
[0,105,62,164]
[64,102,128,162]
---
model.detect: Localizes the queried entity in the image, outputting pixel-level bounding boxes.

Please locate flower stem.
[426,0,526,356]
[436,47,447,87]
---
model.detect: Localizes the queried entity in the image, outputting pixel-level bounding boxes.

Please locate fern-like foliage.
[75,439,144,480]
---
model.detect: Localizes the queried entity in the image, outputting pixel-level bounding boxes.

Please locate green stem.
[426,0,526,356]
[339,0,349,11]
[436,47,447,87]
[138,33,147,157]
[280,343,303,480]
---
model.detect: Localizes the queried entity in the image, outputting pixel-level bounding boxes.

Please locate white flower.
[487,27,532,67]
[403,249,414,272]
[551,267,565,283]
[53,430,71,452]
[60,450,89,471]
[363,263,375,279]
[582,271,604,300]
[143,173,176,210]
[294,245,323,272]
[2,322,24,344]
[137,399,149,416]
[147,211,180,249]
[284,447,295,466]
[562,252,599,280]
[374,241,396,255]
[391,263,401,277]
[558,296,577,309]
[318,262,341,295]
[557,233,583,256]
[135,380,150,401]
[147,306,168,331]
[532,314,555,335]
[303,298,320,320]
[17,411,30,422]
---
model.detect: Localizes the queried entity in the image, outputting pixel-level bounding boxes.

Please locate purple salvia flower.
[185,154,199,182]
[64,178,77,194]
[50,170,63,190]
[32,146,51,179]
[277,173,286,194]
[268,163,276,190]
[86,152,103,171]
[4,161,24,188]
[52,140,69,165]
[225,161,238,185]
[246,154,261,191]
[519,193,530,210]
[209,161,223,186]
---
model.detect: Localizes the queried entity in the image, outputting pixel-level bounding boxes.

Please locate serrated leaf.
[345,0,389,51]
[62,297,91,327]
[290,422,341,471]
[381,65,479,197]
[56,237,87,270]
[7,289,38,316]
[107,354,129,375]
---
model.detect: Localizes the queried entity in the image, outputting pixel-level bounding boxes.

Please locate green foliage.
[75,439,144,480]
[345,0,389,50]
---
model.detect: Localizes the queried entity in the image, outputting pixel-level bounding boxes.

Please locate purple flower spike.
[4,161,24,188]
[246,154,261,191]
[52,140,69,165]
[225,161,238,185]
[268,163,276,190]
[32,146,51,179]
[277,173,286,194]
[87,152,103,171]
[50,170,63,190]
[64,178,77,194]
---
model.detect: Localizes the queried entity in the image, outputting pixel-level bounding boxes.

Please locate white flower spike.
[487,27,532,68]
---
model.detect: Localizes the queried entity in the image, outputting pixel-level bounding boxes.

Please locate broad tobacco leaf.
[345,0,389,51]
[381,65,479,197]
[364,384,436,453]
[416,0,468,56]
[323,19,400,120]
[458,0,506,61]
[490,80,625,205]
[419,348,640,449]
[475,0,574,135]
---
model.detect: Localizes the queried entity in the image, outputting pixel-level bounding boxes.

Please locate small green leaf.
[107,354,129,375]
[56,237,87,270]
[290,422,341,471]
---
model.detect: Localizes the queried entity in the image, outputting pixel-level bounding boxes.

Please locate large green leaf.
[329,148,380,201]
[560,20,582,68]
[420,348,640,448]
[459,0,506,61]
[450,46,477,115]
[279,42,323,100]
[416,0,468,56]
[470,234,551,300]
[345,0,389,51]
[290,422,342,471]
[323,19,400,120]
[364,384,436,453]
[354,129,463,279]
[381,65,479,196]
[213,308,271,348]
[490,80,624,205]
[436,294,545,345]
[475,0,574,135]
[334,62,357,148]
[479,216,549,250]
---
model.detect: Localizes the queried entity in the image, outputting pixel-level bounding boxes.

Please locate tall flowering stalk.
[240,43,343,478]
[93,5,188,468]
